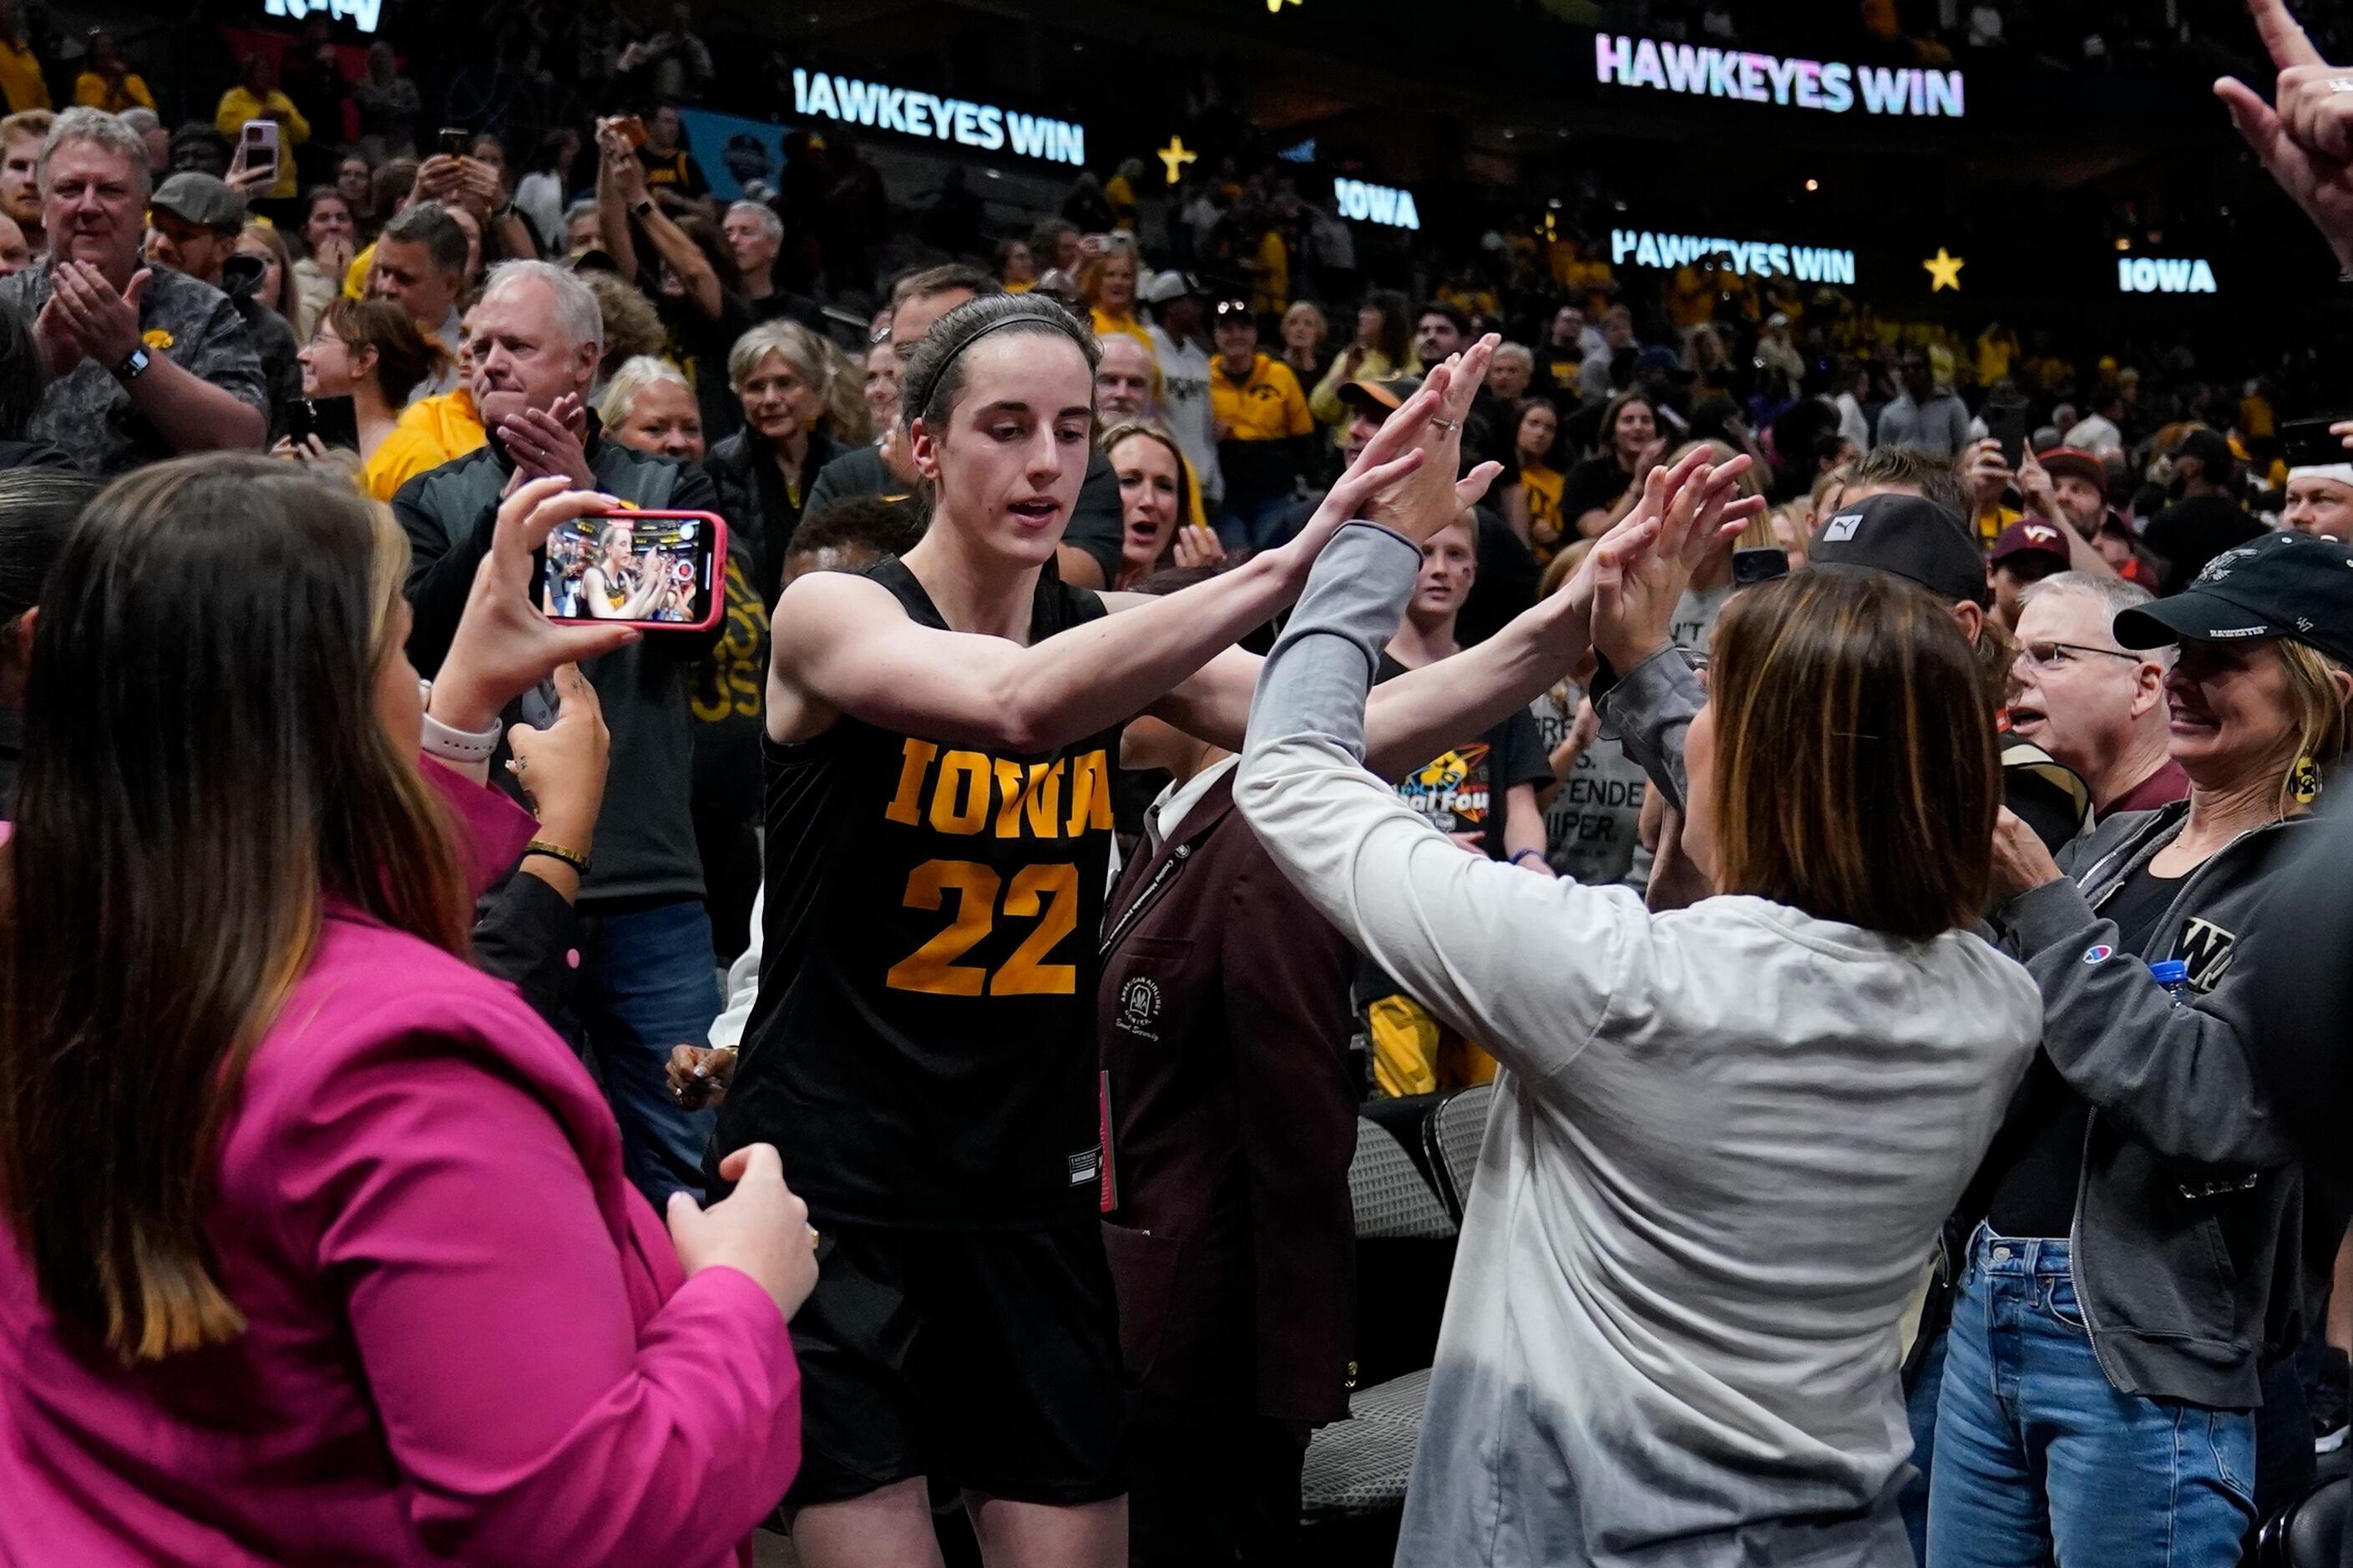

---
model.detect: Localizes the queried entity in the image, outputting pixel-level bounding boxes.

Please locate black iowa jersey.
[718,555,1120,1228]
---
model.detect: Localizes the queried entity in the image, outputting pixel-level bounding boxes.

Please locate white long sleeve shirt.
[1236,523,2039,1566]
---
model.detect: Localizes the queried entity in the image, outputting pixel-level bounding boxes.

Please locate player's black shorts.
[785,1220,1127,1508]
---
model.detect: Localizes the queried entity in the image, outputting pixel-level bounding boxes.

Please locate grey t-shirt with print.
[1669,581,1732,656]
[0,260,266,476]
[1531,686,1652,892]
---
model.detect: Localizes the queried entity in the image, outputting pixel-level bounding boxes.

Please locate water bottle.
[2150,959,2190,1004]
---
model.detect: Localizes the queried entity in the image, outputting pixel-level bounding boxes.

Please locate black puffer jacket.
[704,427,839,608]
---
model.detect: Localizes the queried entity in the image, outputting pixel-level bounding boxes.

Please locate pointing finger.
[2248,0,2323,70]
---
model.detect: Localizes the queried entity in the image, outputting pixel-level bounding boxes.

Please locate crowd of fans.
[0,0,2347,1566]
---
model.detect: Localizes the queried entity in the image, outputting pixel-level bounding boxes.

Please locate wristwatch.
[114,344,150,382]
[632,198,655,220]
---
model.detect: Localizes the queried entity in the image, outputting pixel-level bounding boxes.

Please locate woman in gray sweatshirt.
[1236,450,2040,1567]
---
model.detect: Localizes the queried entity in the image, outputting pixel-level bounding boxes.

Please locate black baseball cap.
[151,171,245,233]
[1808,492,1990,607]
[2113,529,2353,668]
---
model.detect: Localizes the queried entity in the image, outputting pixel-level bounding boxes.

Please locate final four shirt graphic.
[1397,741,1499,836]
[1374,653,1550,861]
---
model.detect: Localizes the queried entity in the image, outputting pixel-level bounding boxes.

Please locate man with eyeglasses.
[2006,572,2187,818]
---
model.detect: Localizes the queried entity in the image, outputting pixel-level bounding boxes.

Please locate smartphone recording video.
[1985,396,2030,476]
[285,394,359,451]
[539,511,724,631]
[240,119,279,181]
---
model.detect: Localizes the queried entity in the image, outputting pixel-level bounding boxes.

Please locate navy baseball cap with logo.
[1808,492,1990,607]
[2113,529,2353,668]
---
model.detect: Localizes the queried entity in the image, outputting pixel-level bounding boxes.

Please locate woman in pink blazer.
[0,460,812,1565]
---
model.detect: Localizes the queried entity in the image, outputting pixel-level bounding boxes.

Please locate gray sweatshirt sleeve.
[1244,521,1419,761]
[1996,876,2293,1169]
[1237,522,1641,1084]
[1595,646,1704,812]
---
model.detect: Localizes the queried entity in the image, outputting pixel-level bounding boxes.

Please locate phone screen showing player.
[539,512,722,630]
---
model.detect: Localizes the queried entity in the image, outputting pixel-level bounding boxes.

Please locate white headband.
[2287,463,2353,489]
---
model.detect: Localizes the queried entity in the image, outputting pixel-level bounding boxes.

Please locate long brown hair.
[319,295,447,409]
[1708,569,1997,939]
[0,455,471,1362]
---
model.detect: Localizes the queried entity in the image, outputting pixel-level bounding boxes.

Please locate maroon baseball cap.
[2033,445,2107,491]
[1990,518,2072,570]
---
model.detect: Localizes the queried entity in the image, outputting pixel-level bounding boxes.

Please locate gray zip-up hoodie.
[1986,802,2313,1410]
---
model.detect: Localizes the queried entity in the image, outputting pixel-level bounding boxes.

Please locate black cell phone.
[438,125,470,160]
[534,510,727,630]
[1732,547,1789,587]
[1985,397,2029,475]
[285,394,359,451]
[2281,416,2349,469]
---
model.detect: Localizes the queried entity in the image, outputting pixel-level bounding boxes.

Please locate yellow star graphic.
[1267,0,1298,11]
[1922,247,1965,291]
[1156,135,1198,185]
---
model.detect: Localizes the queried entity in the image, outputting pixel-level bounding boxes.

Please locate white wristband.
[417,681,502,762]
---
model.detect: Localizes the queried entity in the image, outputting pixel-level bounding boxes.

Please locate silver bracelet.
[417,680,502,762]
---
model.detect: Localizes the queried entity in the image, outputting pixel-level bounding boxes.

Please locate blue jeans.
[1900,1318,1948,1564]
[1926,1227,2256,1568]
[571,898,721,1208]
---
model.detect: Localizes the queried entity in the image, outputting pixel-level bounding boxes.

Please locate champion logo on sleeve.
[2082,943,2114,965]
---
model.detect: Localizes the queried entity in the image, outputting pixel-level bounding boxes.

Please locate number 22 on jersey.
[880,738,1111,998]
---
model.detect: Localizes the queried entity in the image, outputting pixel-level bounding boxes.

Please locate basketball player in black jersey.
[724,294,1558,1565]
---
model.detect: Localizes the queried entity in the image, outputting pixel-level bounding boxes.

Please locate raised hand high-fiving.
[1271,337,1509,584]
[1581,449,1766,672]
[2217,0,2353,269]
[1362,335,1507,544]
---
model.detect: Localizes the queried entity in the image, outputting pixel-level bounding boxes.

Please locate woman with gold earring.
[1934,528,2353,1566]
